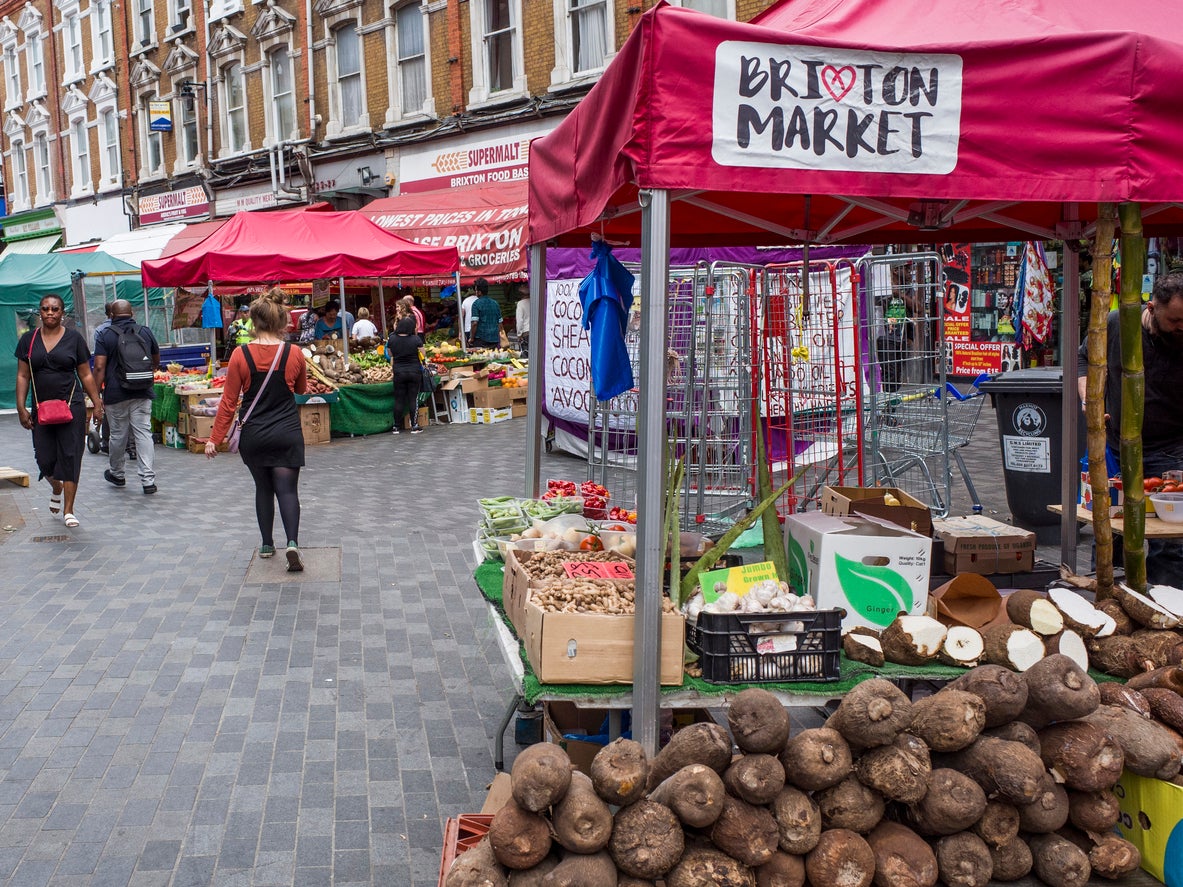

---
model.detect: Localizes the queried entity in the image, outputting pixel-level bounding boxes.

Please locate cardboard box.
[786,511,932,632]
[1114,770,1183,886]
[469,407,513,425]
[187,435,228,454]
[441,372,487,394]
[932,515,1035,575]
[180,414,216,441]
[161,422,185,449]
[511,400,526,419]
[299,403,331,445]
[502,548,636,635]
[392,406,429,432]
[522,601,684,684]
[926,573,1003,629]
[821,485,933,536]
[441,389,470,423]
[472,387,515,410]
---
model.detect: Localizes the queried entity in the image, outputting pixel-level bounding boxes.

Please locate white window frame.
[220,61,248,155]
[135,0,155,48]
[69,114,92,196]
[169,0,193,34]
[62,11,84,83]
[467,0,526,107]
[385,0,430,125]
[89,0,114,71]
[98,105,120,189]
[667,0,734,19]
[25,27,46,99]
[32,129,51,204]
[172,83,199,170]
[327,21,366,136]
[9,138,29,210]
[550,0,614,89]
[2,44,20,110]
[265,45,296,145]
[138,91,164,178]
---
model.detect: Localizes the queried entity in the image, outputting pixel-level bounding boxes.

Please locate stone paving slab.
[242,548,342,584]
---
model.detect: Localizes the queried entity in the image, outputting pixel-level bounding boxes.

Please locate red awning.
[141,209,460,286]
[359,180,527,282]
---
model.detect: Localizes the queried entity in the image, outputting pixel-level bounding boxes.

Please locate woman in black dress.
[386,316,424,434]
[14,294,105,528]
[205,290,309,571]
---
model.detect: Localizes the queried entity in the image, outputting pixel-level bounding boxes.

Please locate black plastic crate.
[689,608,842,684]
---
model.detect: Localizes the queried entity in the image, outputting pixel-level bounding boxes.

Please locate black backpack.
[113,324,155,390]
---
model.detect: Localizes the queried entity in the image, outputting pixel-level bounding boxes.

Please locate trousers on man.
[107,398,155,486]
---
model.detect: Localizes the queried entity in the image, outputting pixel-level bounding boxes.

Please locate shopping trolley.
[862,373,991,517]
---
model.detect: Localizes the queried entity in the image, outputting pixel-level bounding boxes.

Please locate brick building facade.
[0,0,772,249]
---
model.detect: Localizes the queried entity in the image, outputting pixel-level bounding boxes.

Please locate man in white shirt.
[514,286,531,357]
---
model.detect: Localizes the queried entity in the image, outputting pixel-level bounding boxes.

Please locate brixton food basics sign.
[712,43,963,174]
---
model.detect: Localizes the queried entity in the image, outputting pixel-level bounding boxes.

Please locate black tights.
[247,465,301,547]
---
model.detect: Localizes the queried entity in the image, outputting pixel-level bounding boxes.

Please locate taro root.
[645,722,732,791]
[1096,682,1152,718]
[936,736,1050,806]
[779,727,852,791]
[980,721,1040,755]
[1130,628,1183,669]
[489,800,552,870]
[947,664,1029,727]
[934,832,993,887]
[1113,582,1180,629]
[907,689,986,752]
[1082,703,1183,780]
[666,847,755,887]
[1016,779,1070,833]
[804,828,875,887]
[607,800,684,880]
[541,849,617,887]
[1043,630,1090,673]
[723,753,786,806]
[551,771,613,854]
[710,795,780,868]
[879,615,947,666]
[988,838,1033,882]
[844,632,885,667]
[981,624,1045,672]
[646,763,724,829]
[1067,789,1121,832]
[1020,653,1100,729]
[1086,635,1147,678]
[814,775,885,834]
[1006,590,1065,636]
[1027,833,1092,887]
[754,850,804,887]
[1141,685,1183,731]
[1126,664,1183,693]
[510,743,573,813]
[907,768,987,836]
[770,786,822,855]
[1047,586,1113,638]
[505,853,558,886]
[937,626,985,668]
[970,801,1019,848]
[825,679,914,749]
[590,738,649,806]
[853,733,931,804]
[1037,721,1124,791]
[1095,597,1134,635]
[446,836,508,887]
[728,688,791,754]
[1086,832,1142,879]
[865,820,938,887]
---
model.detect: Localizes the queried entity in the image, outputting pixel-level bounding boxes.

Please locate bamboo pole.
[1118,202,1147,593]
[1087,204,1117,599]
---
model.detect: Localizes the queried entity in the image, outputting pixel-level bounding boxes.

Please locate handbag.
[227,343,286,454]
[28,328,76,425]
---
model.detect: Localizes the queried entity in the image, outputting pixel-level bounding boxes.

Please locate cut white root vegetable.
[1093,613,1118,639]
[1044,629,1089,673]
[1115,583,1181,629]
[880,614,948,666]
[938,626,985,667]
[982,624,1046,672]
[1006,590,1065,636]
[1148,584,1183,620]
[843,632,885,667]
[1046,586,1112,639]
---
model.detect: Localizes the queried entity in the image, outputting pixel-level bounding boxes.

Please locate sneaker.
[142,484,157,495]
[286,543,304,572]
[391,427,400,435]
[103,469,126,487]
[410,425,423,434]
[259,544,276,558]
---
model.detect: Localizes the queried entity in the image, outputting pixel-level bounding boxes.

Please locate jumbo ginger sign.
[712,43,963,174]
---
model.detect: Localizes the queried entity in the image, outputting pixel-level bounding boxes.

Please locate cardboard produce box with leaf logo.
[786,511,932,632]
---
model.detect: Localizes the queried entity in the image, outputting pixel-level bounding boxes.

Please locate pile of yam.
[447,664,1183,885]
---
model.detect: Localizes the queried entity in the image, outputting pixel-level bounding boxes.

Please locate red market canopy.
[360,180,528,282]
[141,208,460,286]
[528,0,1183,247]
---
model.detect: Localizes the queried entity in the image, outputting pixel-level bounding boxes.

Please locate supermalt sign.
[138,185,210,225]
[712,43,963,174]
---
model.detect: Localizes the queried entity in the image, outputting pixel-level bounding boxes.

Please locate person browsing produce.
[351,307,378,340]
[1077,272,1183,586]
[14,293,104,529]
[468,278,503,350]
[206,289,309,572]
[386,316,424,434]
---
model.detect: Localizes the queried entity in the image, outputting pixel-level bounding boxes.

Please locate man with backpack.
[94,300,161,494]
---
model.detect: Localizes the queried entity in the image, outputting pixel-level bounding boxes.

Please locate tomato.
[579,535,603,551]
[1146,478,1164,493]
[1162,483,1180,493]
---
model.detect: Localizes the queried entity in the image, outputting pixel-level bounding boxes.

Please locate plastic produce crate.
[689,608,842,684]
[437,814,494,886]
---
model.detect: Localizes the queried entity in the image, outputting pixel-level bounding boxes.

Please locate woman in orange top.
[206,288,309,571]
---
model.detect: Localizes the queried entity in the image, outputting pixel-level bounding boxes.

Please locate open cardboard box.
[821,485,934,537]
[932,515,1035,574]
[925,572,1003,629]
[502,548,635,635]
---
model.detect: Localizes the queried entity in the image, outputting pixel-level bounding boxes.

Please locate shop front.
[0,206,64,254]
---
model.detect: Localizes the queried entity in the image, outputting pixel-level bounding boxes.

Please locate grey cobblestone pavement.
[0,401,1084,885]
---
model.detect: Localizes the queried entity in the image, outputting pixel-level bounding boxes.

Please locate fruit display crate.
[688,608,842,684]
[437,814,494,886]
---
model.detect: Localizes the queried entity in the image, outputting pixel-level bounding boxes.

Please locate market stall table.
[1050,504,1183,538]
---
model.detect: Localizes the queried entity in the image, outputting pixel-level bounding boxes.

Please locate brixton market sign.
[712,43,963,174]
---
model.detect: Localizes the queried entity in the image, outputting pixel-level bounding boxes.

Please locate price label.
[562,561,635,580]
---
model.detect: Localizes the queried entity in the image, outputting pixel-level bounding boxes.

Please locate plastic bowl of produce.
[1149,492,1183,523]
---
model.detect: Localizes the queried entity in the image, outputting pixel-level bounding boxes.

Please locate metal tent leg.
[494,692,523,771]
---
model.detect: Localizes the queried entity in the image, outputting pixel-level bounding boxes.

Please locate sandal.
[63,513,80,529]
[49,491,62,519]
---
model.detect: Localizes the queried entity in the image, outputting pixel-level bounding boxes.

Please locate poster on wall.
[941,242,1021,376]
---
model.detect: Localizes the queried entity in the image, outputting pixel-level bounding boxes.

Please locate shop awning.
[98,223,189,266]
[359,180,527,282]
[3,233,62,254]
[158,220,226,259]
[57,243,100,254]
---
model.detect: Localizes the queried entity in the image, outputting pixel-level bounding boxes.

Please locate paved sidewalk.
[0,401,1086,886]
